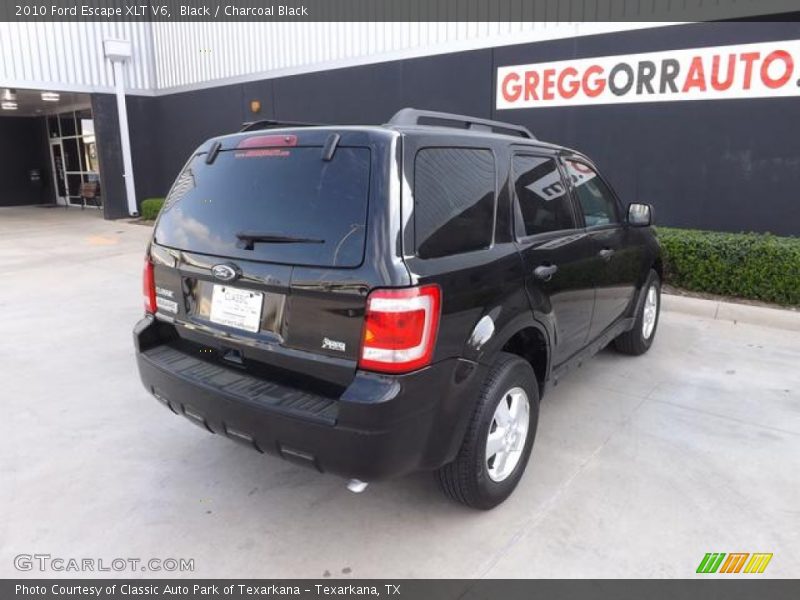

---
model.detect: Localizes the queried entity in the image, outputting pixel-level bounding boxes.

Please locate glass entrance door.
[47,108,100,207]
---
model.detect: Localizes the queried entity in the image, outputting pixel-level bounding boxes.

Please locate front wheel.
[436,352,539,510]
[614,269,661,356]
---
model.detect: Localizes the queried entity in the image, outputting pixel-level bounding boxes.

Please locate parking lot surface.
[1,206,798,578]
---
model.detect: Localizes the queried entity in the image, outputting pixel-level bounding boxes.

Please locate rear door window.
[512,155,576,236]
[154,145,371,267]
[414,147,496,259]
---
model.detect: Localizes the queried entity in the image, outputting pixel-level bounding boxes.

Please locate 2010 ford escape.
[134,108,662,509]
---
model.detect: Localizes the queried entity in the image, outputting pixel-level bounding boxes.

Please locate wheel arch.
[499,326,549,396]
[470,314,551,396]
[652,254,664,281]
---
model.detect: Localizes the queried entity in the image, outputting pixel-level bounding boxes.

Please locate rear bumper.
[134,316,485,481]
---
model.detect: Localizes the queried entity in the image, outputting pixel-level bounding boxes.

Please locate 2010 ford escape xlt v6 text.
[134,109,662,509]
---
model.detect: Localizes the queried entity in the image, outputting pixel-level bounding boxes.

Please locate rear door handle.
[598,248,615,261]
[534,264,559,281]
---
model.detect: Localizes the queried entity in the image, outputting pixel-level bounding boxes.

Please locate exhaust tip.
[346,479,368,494]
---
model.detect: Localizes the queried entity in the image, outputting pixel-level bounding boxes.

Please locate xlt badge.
[322,337,346,352]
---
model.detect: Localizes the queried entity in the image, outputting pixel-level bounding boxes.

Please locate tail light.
[143,259,157,314]
[358,285,441,373]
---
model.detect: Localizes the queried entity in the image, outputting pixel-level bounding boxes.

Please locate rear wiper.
[236,231,325,250]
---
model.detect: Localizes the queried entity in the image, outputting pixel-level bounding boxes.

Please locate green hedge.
[656,227,800,306]
[140,197,165,221]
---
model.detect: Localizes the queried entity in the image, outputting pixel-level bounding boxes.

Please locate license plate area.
[209,285,263,333]
[186,279,285,336]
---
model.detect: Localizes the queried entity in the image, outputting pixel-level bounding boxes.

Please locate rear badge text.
[322,338,346,352]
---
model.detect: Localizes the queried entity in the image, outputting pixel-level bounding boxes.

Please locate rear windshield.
[154,146,371,267]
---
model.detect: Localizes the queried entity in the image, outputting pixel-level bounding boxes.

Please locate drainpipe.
[103,39,138,217]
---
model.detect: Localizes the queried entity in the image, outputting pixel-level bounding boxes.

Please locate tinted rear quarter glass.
[154,146,371,267]
[414,147,495,259]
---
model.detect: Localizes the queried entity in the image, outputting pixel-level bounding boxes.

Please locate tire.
[436,352,539,510]
[613,269,661,356]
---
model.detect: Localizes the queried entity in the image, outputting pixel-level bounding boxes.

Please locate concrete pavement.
[1,206,798,578]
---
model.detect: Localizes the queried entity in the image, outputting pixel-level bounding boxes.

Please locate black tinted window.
[564,160,620,227]
[414,148,495,259]
[513,155,575,236]
[154,146,370,267]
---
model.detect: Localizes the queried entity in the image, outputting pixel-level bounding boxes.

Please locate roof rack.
[386,108,535,140]
[240,119,322,132]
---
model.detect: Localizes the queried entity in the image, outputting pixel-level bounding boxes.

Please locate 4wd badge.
[322,337,346,352]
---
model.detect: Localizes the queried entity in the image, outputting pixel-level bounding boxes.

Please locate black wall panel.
[126,95,161,205]
[130,22,800,235]
[268,49,494,125]
[91,94,128,219]
[399,48,493,117]
[272,60,405,124]
[152,85,245,196]
[0,117,51,207]
[241,78,277,122]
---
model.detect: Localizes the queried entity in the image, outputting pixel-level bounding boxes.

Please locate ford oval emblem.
[211,264,239,282]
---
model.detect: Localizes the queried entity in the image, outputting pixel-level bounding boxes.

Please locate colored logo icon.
[697,553,773,574]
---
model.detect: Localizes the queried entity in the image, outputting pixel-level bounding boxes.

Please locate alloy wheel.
[642,284,658,339]
[485,387,530,482]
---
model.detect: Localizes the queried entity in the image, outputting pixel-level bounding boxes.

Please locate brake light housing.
[237,134,298,148]
[143,258,157,314]
[359,285,441,374]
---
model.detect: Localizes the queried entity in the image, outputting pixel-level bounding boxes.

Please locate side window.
[512,155,575,236]
[414,148,495,259]
[564,159,620,227]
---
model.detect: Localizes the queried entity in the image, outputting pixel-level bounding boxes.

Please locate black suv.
[135,108,662,509]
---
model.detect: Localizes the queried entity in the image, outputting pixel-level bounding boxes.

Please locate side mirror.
[627,203,653,227]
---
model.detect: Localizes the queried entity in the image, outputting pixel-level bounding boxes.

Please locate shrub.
[140,197,165,221]
[655,227,800,306]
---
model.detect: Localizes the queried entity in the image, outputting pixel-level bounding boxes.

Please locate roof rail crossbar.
[240,119,322,132]
[386,108,535,140]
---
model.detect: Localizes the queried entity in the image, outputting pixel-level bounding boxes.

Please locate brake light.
[237,134,297,148]
[359,285,441,373]
[143,259,157,314]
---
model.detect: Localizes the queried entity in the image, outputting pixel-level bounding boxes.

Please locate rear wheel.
[436,352,539,510]
[614,269,661,356]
